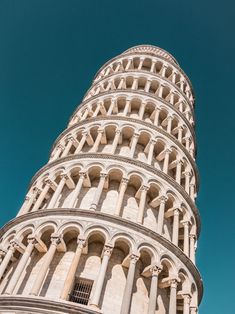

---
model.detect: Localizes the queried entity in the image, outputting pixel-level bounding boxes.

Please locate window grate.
[69,278,93,305]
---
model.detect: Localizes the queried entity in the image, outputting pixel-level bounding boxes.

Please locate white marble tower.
[0,45,203,314]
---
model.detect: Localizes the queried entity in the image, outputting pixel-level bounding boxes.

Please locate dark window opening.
[69,278,93,305]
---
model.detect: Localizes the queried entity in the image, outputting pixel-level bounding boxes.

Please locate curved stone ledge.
[51,115,197,168]
[29,153,201,234]
[93,51,195,98]
[0,295,101,314]
[69,89,196,134]
[0,209,203,303]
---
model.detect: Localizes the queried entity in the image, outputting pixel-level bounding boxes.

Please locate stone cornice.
[83,71,194,115]
[0,295,101,314]
[93,51,195,100]
[50,116,197,173]
[92,69,193,109]
[29,154,201,234]
[69,90,196,136]
[0,209,203,303]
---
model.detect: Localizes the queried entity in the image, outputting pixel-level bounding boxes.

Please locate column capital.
[169,278,178,289]
[149,139,157,145]
[100,172,108,179]
[79,171,87,179]
[60,173,69,181]
[133,132,140,138]
[57,143,65,150]
[129,253,139,264]
[184,171,191,177]
[115,129,122,135]
[77,238,86,248]
[103,245,113,257]
[50,235,62,246]
[159,195,168,204]
[182,293,191,304]
[27,235,37,245]
[44,178,55,187]
[141,185,149,192]
[165,148,172,154]
[150,264,162,276]
[121,177,129,185]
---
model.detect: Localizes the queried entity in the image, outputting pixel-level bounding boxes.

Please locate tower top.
[123,44,179,65]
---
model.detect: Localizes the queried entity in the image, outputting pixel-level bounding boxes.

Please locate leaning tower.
[0,45,203,314]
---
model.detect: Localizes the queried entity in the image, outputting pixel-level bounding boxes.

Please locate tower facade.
[0,45,203,314]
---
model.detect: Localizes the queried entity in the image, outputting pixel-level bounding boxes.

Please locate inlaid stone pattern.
[0,45,203,314]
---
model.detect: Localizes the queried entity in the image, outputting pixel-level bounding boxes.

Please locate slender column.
[178,126,183,143]
[157,196,167,234]
[75,132,88,153]
[93,102,101,117]
[0,241,16,279]
[0,249,6,264]
[48,174,68,208]
[18,188,40,215]
[183,221,190,256]
[189,234,196,263]
[150,60,156,73]
[125,59,132,70]
[67,173,86,208]
[123,99,131,116]
[90,173,107,210]
[114,178,128,216]
[30,235,61,296]
[160,64,167,77]
[190,183,195,200]
[167,116,173,133]
[185,137,190,150]
[153,108,160,126]
[51,144,64,161]
[172,71,177,84]
[176,160,182,184]
[157,84,163,98]
[147,265,162,314]
[172,209,179,245]
[60,239,86,300]
[163,149,171,174]
[5,236,36,294]
[90,129,103,152]
[184,172,191,194]
[147,139,156,165]
[169,92,175,105]
[114,63,121,72]
[107,99,116,115]
[120,254,139,314]
[137,186,149,224]
[61,137,75,157]
[144,80,151,93]
[138,58,144,70]
[117,77,125,89]
[139,101,146,119]
[169,279,178,314]
[32,179,53,212]
[131,77,138,90]
[130,133,139,157]
[90,245,113,308]
[110,129,121,154]
[81,108,89,120]
[183,294,191,314]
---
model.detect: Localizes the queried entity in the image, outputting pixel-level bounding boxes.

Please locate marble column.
[123,99,131,116]
[167,116,173,134]
[176,160,182,185]
[0,241,16,279]
[91,129,104,152]
[147,140,156,165]
[61,137,76,157]
[183,294,191,314]
[90,245,113,308]
[169,279,178,314]
[90,173,107,210]
[157,196,167,234]
[5,236,36,294]
[178,126,183,143]
[163,149,171,174]
[110,129,121,154]
[30,235,61,296]
[120,254,139,314]
[18,188,40,215]
[50,144,64,161]
[67,173,86,208]
[107,99,116,115]
[172,209,180,246]
[60,238,85,300]
[190,183,195,200]
[114,178,128,216]
[153,108,160,126]
[75,132,88,154]
[130,133,139,158]
[190,306,198,314]
[189,234,196,263]
[48,174,68,208]
[137,186,149,224]
[147,265,162,314]
[183,221,190,256]
[184,172,191,194]
[32,179,53,212]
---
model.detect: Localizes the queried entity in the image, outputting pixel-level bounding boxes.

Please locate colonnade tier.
[18,156,200,244]
[82,72,194,125]
[0,210,202,314]
[49,117,198,194]
[93,45,194,104]
[69,91,195,137]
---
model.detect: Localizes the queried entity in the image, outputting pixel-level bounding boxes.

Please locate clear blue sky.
[0,1,234,312]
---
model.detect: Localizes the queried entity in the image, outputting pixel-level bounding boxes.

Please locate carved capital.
[103,245,113,257]
[129,254,139,264]
[159,195,168,204]
[150,264,162,276]
[77,238,86,248]
[50,235,62,246]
